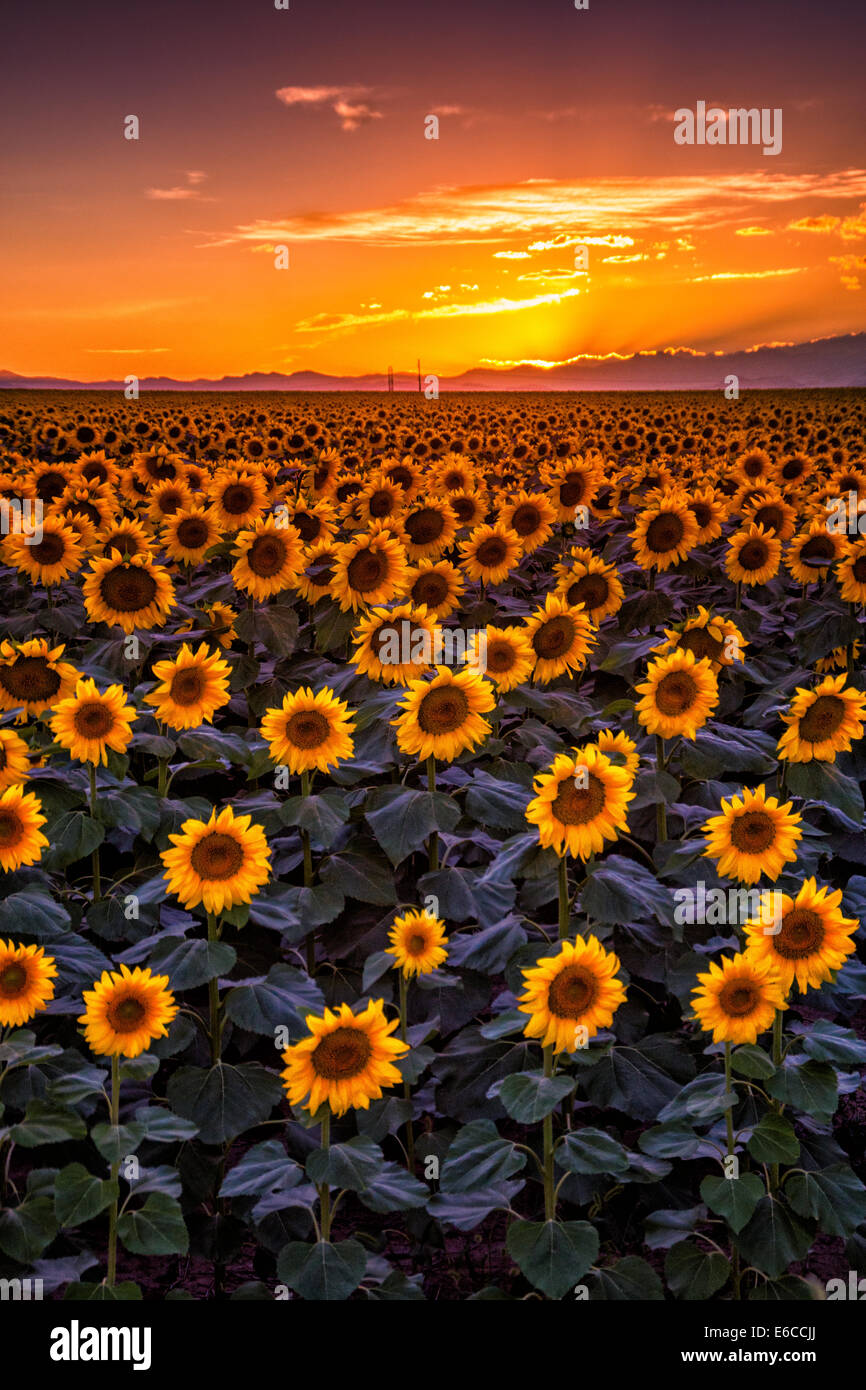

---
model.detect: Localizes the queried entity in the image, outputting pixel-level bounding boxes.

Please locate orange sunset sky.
[2,0,865,382]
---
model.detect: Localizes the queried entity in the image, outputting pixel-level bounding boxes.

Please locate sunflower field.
[1,387,866,1304]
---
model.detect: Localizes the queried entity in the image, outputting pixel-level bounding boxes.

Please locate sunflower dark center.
[221,484,255,514]
[852,556,866,582]
[0,656,61,702]
[679,629,722,661]
[567,575,608,610]
[368,491,393,518]
[655,671,699,716]
[512,503,541,536]
[752,505,783,533]
[476,537,508,568]
[285,710,330,749]
[774,908,825,959]
[798,694,846,742]
[312,1026,372,1079]
[0,963,27,997]
[169,669,205,706]
[347,549,387,592]
[646,514,685,552]
[417,685,470,733]
[737,540,769,571]
[30,533,66,565]
[719,982,758,1016]
[800,536,835,564]
[248,536,287,577]
[729,811,775,853]
[551,772,606,825]
[691,502,712,528]
[294,512,321,541]
[407,934,427,955]
[451,497,477,523]
[0,809,23,845]
[69,698,113,740]
[412,573,448,607]
[405,508,445,545]
[190,832,245,880]
[177,518,210,549]
[547,964,598,1018]
[100,565,158,612]
[559,479,586,507]
[532,615,575,659]
[487,640,516,671]
[107,995,148,1033]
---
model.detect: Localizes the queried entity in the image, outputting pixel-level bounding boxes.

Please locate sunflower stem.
[557,854,570,940]
[724,1041,735,1157]
[207,913,222,1065]
[300,770,316,975]
[89,762,102,902]
[647,568,655,592]
[655,737,667,844]
[157,757,168,798]
[769,1008,784,1192]
[398,970,415,1174]
[106,1053,119,1288]
[542,1045,556,1222]
[318,1110,331,1242]
[735,581,742,612]
[426,755,439,871]
[778,759,788,800]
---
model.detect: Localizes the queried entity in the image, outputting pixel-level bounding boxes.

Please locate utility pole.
[417,359,422,393]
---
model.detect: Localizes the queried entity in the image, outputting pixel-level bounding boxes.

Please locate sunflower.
[685,487,727,545]
[400,499,459,562]
[837,540,866,605]
[525,747,634,861]
[466,624,535,692]
[702,784,803,885]
[304,448,341,500]
[498,491,556,554]
[232,515,304,600]
[162,804,271,914]
[400,558,465,620]
[724,522,782,586]
[0,784,48,872]
[281,498,337,547]
[523,593,596,684]
[83,549,175,634]
[545,457,602,521]
[635,649,719,741]
[357,473,405,527]
[816,642,861,674]
[281,998,409,1117]
[144,642,232,731]
[331,528,408,612]
[294,538,341,604]
[0,940,57,1026]
[50,677,136,765]
[776,674,866,763]
[743,878,858,994]
[447,489,487,530]
[631,495,699,572]
[161,505,221,565]
[734,448,773,487]
[350,603,438,686]
[554,556,624,623]
[260,686,355,774]
[691,952,787,1045]
[743,491,797,542]
[458,522,522,587]
[206,468,268,531]
[594,728,640,778]
[518,936,627,1053]
[386,909,449,977]
[95,517,153,561]
[0,728,31,789]
[652,606,747,670]
[78,964,178,1059]
[0,639,80,722]
[394,665,495,762]
[786,520,844,585]
[147,478,194,525]
[4,516,83,586]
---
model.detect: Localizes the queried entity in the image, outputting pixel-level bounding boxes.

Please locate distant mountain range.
[2,334,864,392]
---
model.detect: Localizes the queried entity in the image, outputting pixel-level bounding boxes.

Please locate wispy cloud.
[199,170,866,251]
[690,267,807,282]
[735,225,773,236]
[147,170,209,201]
[295,286,583,335]
[275,85,383,131]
